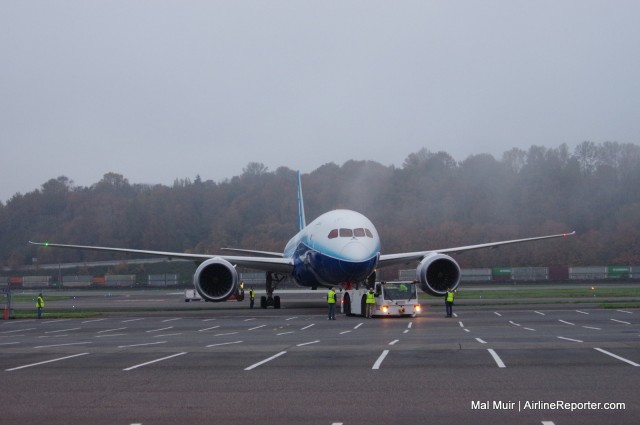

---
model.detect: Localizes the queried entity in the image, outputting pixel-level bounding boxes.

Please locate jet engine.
[193,257,239,302]
[416,253,461,296]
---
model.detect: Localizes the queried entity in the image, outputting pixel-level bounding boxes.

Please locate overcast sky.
[2,1,639,202]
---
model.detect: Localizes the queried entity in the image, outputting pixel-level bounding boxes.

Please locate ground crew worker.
[249,287,255,309]
[327,287,337,320]
[365,288,376,318]
[36,293,44,319]
[445,287,455,317]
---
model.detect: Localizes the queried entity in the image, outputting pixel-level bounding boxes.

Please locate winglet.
[297,171,306,231]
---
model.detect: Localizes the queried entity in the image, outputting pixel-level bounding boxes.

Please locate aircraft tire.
[274,296,281,309]
[260,296,267,309]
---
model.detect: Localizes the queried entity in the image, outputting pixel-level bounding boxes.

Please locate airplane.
[30,171,575,309]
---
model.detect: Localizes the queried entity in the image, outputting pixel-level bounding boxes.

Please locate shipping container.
[148,274,178,287]
[492,267,512,281]
[569,266,607,280]
[548,266,569,280]
[105,274,136,287]
[512,267,548,281]
[461,268,492,282]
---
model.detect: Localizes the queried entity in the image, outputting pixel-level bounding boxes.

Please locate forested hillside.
[1,141,639,270]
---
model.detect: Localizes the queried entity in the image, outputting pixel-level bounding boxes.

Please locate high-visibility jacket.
[249,289,254,300]
[446,291,455,302]
[327,290,336,304]
[366,292,376,304]
[36,296,44,308]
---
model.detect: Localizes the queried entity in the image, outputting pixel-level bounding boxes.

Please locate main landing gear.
[261,272,284,309]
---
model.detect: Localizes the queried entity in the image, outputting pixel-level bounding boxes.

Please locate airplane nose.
[340,241,370,261]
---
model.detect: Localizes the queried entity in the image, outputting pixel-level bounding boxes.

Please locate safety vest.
[327,290,336,304]
[36,296,44,308]
[446,291,455,302]
[249,289,254,300]
[366,292,376,304]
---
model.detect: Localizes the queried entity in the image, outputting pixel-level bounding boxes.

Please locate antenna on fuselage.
[297,170,306,231]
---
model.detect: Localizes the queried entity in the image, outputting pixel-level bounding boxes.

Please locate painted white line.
[37,334,68,338]
[95,333,127,338]
[463,329,470,333]
[198,326,221,332]
[6,352,89,371]
[39,319,71,324]
[296,340,320,347]
[458,321,464,328]
[146,326,173,333]
[0,342,20,346]
[243,318,256,322]
[277,331,295,336]
[45,327,81,334]
[407,322,413,328]
[300,324,315,330]
[494,312,502,317]
[453,313,458,318]
[161,318,182,323]
[403,329,410,334]
[285,316,298,321]
[97,327,127,333]
[153,333,182,338]
[354,323,363,329]
[340,330,352,335]
[201,318,217,322]
[534,311,546,316]
[583,326,601,330]
[557,336,583,343]
[611,319,631,325]
[248,325,266,331]
[541,422,555,425]
[487,349,506,368]
[206,341,243,348]
[475,338,487,344]
[523,328,536,331]
[0,328,35,334]
[123,352,188,371]
[214,332,238,337]
[122,318,145,323]
[389,339,399,346]
[34,342,92,349]
[559,320,575,326]
[81,319,107,323]
[372,350,390,370]
[594,348,640,367]
[245,351,287,370]
[509,321,521,327]
[576,310,589,315]
[119,341,167,348]
[617,310,633,314]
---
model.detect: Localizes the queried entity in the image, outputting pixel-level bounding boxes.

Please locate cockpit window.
[328,228,374,239]
[339,228,353,237]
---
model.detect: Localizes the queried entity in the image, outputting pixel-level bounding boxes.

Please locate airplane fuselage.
[283,209,381,288]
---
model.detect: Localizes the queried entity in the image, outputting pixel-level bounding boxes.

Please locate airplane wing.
[220,247,284,258]
[28,241,294,274]
[378,231,575,268]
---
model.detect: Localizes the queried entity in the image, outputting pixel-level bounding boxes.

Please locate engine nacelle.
[193,257,239,302]
[416,253,461,296]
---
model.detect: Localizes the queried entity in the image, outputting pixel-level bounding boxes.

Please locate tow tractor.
[341,281,421,317]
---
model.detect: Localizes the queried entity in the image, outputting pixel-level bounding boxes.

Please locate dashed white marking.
[611,319,631,325]
[354,323,363,329]
[0,342,20,346]
[123,352,188,371]
[0,328,35,334]
[153,333,181,338]
[81,319,107,323]
[407,322,413,328]
[594,348,640,367]
[487,349,506,368]
[97,327,127,333]
[6,353,89,371]
[557,336,583,343]
[340,330,352,335]
[534,311,546,316]
[296,340,320,347]
[389,339,399,346]
[463,329,470,333]
[248,325,266,331]
[459,321,464,328]
[39,319,71,324]
[34,341,92,348]
[201,318,217,322]
[403,329,410,334]
[119,341,167,348]
[214,332,238,337]
[95,333,127,338]
[198,326,221,332]
[285,316,298,321]
[494,312,502,317]
[523,327,536,331]
[277,331,294,336]
[372,350,389,370]
[161,318,181,323]
[576,310,589,315]
[509,321,521,327]
[541,422,555,425]
[617,310,633,314]
[558,320,575,326]
[146,327,173,333]
[453,313,458,318]
[45,327,80,334]
[583,326,601,330]
[245,351,287,370]
[243,318,256,322]
[206,341,243,348]
[300,324,315,330]
[122,318,145,323]
[475,338,487,344]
